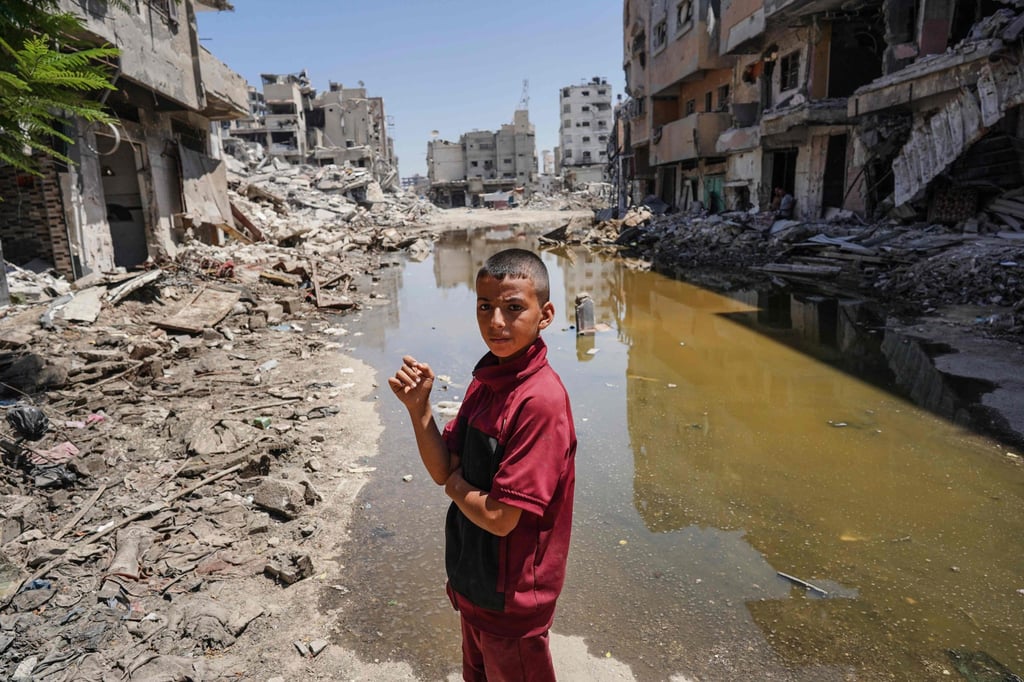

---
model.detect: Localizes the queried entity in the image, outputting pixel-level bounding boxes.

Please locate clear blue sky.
[197,1,626,178]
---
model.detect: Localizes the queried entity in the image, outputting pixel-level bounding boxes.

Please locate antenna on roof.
[516,79,529,112]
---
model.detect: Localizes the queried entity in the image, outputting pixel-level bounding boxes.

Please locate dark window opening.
[704,91,713,112]
[685,99,696,115]
[780,51,800,91]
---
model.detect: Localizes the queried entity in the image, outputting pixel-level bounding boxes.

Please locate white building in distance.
[558,77,613,187]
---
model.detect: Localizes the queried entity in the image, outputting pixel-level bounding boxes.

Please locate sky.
[196,1,626,178]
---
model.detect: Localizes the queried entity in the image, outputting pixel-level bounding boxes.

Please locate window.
[583,151,592,159]
[599,135,608,142]
[565,149,573,158]
[564,118,571,128]
[582,121,591,127]
[503,158,512,165]
[685,99,696,115]
[705,92,713,112]
[563,104,571,113]
[600,151,607,157]
[582,105,591,112]
[780,51,800,91]
[653,20,668,49]
[598,89,607,95]
[598,120,607,128]
[582,136,591,142]
[470,161,479,168]
[717,84,731,111]
[582,90,590,96]
[562,88,570,97]
[676,0,693,32]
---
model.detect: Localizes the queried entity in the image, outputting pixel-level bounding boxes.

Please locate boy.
[389,248,576,681]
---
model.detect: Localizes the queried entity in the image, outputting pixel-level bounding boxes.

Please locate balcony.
[760,99,849,138]
[199,46,248,120]
[632,114,650,146]
[650,112,731,165]
[650,18,732,94]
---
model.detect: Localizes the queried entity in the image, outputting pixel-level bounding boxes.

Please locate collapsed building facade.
[227,75,399,190]
[0,0,248,280]
[557,78,615,188]
[615,0,1024,221]
[426,109,538,208]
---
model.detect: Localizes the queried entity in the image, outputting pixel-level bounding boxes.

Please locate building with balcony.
[227,75,398,189]
[426,110,538,208]
[559,78,614,187]
[620,0,1024,222]
[0,0,248,279]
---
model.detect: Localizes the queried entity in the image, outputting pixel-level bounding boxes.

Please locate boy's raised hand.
[388,355,434,412]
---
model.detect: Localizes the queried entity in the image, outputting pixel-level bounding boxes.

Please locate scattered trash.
[401,474,413,482]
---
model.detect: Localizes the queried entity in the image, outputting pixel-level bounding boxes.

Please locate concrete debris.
[0,152,452,679]
[541,204,1024,337]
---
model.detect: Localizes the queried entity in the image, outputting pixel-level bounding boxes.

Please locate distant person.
[776,188,795,219]
[389,248,577,681]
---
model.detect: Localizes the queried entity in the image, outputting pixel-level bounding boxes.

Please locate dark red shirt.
[442,337,576,637]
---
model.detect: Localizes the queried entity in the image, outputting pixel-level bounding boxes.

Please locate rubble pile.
[542,204,1024,337]
[225,159,441,247]
[525,183,613,212]
[0,256,390,679]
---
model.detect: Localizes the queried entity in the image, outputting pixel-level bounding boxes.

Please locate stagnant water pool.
[322,226,1024,681]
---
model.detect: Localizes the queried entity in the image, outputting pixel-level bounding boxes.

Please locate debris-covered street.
[1,154,1022,679]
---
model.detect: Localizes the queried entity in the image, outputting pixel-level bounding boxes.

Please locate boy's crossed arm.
[389,355,522,537]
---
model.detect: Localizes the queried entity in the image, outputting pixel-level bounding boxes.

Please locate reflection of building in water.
[556,247,624,330]
[432,228,542,290]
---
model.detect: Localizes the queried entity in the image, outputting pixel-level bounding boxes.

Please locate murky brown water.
[324,226,1024,681]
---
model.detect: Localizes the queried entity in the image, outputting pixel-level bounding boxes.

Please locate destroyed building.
[0,0,249,281]
[615,0,1024,223]
[558,78,615,188]
[226,75,398,190]
[426,109,538,208]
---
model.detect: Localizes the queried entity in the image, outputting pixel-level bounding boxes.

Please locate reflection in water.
[330,229,1024,681]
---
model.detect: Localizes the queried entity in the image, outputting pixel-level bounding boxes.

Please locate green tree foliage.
[0,0,119,173]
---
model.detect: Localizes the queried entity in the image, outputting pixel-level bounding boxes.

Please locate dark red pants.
[460,617,555,681]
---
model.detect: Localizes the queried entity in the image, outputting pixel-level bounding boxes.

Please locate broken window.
[685,99,696,115]
[598,120,607,128]
[148,0,179,29]
[717,84,731,111]
[676,0,694,32]
[653,20,668,49]
[470,161,479,168]
[563,88,570,97]
[780,51,800,91]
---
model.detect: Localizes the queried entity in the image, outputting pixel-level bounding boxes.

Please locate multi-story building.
[0,0,248,277]
[426,109,538,207]
[620,0,1024,221]
[559,78,614,187]
[228,77,398,188]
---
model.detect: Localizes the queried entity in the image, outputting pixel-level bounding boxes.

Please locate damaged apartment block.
[0,0,250,282]
[616,0,1024,225]
[225,75,399,194]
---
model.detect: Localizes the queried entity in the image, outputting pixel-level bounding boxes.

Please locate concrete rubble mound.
[0,158,444,679]
[541,201,1024,339]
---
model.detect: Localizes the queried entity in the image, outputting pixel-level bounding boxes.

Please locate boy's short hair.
[477,249,550,304]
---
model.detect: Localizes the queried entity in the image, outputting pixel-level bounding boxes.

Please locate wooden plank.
[230,201,265,241]
[757,263,843,278]
[216,221,254,245]
[153,287,240,334]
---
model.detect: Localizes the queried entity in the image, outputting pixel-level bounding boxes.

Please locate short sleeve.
[490,392,573,518]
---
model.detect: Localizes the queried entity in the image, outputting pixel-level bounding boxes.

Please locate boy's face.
[475,274,554,363]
